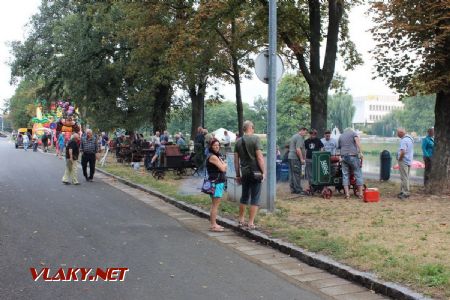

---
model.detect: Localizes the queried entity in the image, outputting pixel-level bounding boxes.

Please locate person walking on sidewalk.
[80,129,99,182]
[338,128,364,199]
[41,132,49,152]
[396,128,414,199]
[287,127,307,195]
[422,127,434,188]
[206,139,227,232]
[234,120,265,230]
[32,133,38,152]
[62,133,80,185]
[57,133,65,159]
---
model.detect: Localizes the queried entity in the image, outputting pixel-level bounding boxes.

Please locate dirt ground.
[272,180,450,299]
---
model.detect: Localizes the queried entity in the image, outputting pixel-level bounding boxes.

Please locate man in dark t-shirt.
[62,133,80,185]
[234,120,265,230]
[304,129,324,185]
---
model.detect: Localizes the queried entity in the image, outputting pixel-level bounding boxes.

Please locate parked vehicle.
[15,128,33,149]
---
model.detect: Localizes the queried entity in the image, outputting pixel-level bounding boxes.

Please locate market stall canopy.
[212,128,236,143]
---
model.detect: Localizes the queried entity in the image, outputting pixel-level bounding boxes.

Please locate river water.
[362,153,424,178]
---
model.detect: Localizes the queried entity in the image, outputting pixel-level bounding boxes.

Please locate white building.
[352,95,404,125]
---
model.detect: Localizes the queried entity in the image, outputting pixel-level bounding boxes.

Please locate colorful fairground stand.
[31,99,81,144]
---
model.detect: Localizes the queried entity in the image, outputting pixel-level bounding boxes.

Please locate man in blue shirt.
[397,128,414,199]
[421,127,434,187]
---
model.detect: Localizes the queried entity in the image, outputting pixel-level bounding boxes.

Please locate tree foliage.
[327,93,355,132]
[5,79,40,129]
[370,1,450,95]
[276,74,310,145]
[371,0,450,192]
[371,111,401,137]
[371,95,435,136]
[256,0,362,135]
[200,1,264,136]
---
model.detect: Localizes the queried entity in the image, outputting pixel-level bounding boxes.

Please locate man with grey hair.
[338,128,364,199]
[397,128,414,199]
[62,133,80,185]
[234,120,265,230]
[81,129,99,182]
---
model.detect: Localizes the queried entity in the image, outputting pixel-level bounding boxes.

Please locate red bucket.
[363,188,380,202]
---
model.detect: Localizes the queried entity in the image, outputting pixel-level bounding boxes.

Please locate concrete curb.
[96,167,432,300]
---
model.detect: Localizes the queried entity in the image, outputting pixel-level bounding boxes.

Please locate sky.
[0,0,41,110]
[0,2,396,111]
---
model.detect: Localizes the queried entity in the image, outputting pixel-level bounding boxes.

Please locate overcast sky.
[0,2,395,111]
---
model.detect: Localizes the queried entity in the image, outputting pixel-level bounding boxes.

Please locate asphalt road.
[0,137,327,300]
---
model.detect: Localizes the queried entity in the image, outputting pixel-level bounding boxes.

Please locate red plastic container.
[363,188,380,202]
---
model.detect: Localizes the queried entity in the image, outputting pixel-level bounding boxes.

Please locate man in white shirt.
[397,128,414,199]
[321,130,337,155]
[223,130,231,152]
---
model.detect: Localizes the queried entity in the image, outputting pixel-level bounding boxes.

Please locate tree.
[371,0,450,192]
[10,1,182,133]
[250,96,268,134]
[168,1,224,139]
[201,1,263,136]
[9,1,140,131]
[327,93,355,131]
[371,111,401,137]
[257,0,362,135]
[276,74,310,145]
[396,95,435,136]
[5,79,39,129]
[204,100,255,133]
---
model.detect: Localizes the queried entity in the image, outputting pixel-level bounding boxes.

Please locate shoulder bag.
[241,137,263,182]
[201,154,216,195]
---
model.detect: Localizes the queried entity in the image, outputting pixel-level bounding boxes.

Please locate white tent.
[211,128,236,143]
[331,126,341,140]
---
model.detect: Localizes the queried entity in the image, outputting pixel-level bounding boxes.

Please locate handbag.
[201,179,216,195]
[241,137,263,182]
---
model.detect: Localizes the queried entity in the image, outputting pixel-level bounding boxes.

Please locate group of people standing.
[61,129,102,185]
[287,126,363,198]
[18,131,52,152]
[286,125,435,201]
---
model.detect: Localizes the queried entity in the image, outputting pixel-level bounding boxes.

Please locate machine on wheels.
[147,145,197,180]
[308,151,360,199]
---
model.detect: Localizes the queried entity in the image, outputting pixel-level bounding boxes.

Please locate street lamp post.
[266,0,277,212]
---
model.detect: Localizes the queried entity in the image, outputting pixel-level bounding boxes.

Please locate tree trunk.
[152,84,172,133]
[309,85,328,136]
[278,1,342,138]
[428,91,450,193]
[189,83,206,140]
[232,59,244,137]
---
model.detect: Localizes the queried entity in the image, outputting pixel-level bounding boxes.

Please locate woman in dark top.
[206,139,227,232]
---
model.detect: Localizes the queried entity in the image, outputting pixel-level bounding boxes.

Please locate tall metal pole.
[267,0,277,212]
